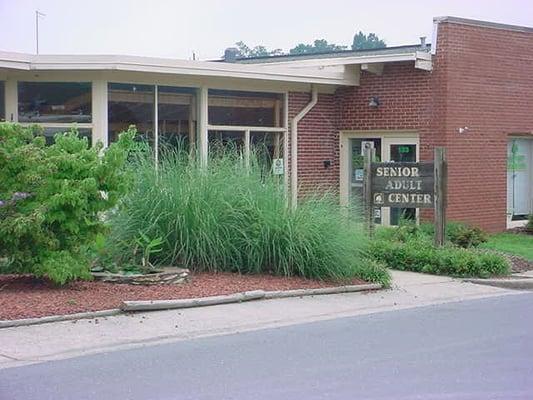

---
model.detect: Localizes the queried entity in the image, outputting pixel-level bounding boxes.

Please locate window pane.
[350,138,381,224]
[389,143,417,225]
[250,132,284,174]
[108,83,154,144]
[18,82,92,123]
[158,86,196,152]
[208,89,282,127]
[0,81,5,121]
[38,127,92,146]
[208,130,244,157]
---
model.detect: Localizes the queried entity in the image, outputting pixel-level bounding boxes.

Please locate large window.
[18,82,91,123]
[0,81,5,121]
[158,86,196,152]
[208,89,283,127]
[108,83,155,144]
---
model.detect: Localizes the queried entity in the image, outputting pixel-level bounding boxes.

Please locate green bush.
[410,221,488,248]
[103,146,390,286]
[527,214,533,233]
[0,123,135,284]
[367,236,509,278]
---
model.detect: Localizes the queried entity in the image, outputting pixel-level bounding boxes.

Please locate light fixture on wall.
[368,96,380,108]
[323,160,331,169]
[458,126,470,134]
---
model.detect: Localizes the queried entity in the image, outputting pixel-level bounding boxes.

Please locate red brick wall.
[288,92,339,195]
[435,20,533,232]
[290,20,533,232]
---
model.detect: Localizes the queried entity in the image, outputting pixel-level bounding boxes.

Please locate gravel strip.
[0,273,366,321]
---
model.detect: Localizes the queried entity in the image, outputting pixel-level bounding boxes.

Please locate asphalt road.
[1,293,532,400]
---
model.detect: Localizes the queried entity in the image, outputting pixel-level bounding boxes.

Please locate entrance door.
[343,132,418,226]
[507,138,533,218]
[383,137,419,226]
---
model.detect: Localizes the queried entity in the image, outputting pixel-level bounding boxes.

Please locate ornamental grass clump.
[104,146,390,286]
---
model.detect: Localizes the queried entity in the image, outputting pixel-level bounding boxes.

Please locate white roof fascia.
[252,51,433,71]
[0,51,358,86]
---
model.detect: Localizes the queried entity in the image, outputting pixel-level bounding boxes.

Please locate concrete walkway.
[0,270,521,369]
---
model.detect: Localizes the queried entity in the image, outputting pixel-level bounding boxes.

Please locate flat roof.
[232,44,428,64]
[434,16,533,33]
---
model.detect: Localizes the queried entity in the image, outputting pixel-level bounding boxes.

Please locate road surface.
[1,293,532,400]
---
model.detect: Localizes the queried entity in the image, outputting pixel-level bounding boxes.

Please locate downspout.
[291,85,318,209]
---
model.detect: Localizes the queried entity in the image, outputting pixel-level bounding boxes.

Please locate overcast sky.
[1,0,532,60]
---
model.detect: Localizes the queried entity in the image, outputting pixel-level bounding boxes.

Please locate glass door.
[349,137,382,224]
[383,138,419,226]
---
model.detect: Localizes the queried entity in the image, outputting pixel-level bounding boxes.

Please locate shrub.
[412,221,488,248]
[103,146,390,286]
[0,123,135,284]
[367,236,509,278]
[446,222,488,248]
[526,214,533,233]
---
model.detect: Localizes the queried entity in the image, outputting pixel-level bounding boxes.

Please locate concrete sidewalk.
[0,270,520,369]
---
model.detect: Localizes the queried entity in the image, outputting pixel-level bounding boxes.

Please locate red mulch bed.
[0,273,366,321]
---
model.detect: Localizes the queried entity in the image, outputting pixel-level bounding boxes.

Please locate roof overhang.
[0,51,360,86]
[250,51,433,71]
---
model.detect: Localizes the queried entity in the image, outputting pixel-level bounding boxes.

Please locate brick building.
[1,16,532,232]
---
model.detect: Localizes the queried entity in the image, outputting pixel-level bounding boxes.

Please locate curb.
[121,284,382,312]
[0,283,382,329]
[464,277,533,290]
[0,309,121,329]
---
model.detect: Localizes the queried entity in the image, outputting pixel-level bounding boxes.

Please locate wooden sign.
[371,162,434,208]
[363,147,447,246]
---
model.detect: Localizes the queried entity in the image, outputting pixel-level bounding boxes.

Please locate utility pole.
[35,10,46,54]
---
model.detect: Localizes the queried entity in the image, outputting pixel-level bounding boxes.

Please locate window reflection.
[108,83,154,144]
[18,82,92,123]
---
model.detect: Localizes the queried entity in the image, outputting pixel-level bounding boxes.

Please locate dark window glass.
[389,144,417,225]
[250,132,284,174]
[38,127,92,146]
[158,86,196,152]
[208,89,282,127]
[350,138,382,224]
[18,82,92,123]
[208,130,244,156]
[0,81,5,121]
[108,83,154,144]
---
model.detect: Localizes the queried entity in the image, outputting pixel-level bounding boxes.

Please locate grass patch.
[481,233,533,261]
[101,146,390,287]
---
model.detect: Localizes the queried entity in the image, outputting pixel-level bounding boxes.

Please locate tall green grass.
[104,146,389,285]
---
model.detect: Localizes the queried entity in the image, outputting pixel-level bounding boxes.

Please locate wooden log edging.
[121,284,382,312]
[0,309,122,329]
[0,283,383,328]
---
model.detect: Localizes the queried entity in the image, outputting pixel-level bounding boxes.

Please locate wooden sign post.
[434,147,447,247]
[363,146,448,246]
[363,146,376,237]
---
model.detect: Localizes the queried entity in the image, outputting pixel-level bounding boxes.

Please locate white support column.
[91,79,108,147]
[197,86,208,167]
[5,79,18,122]
[244,129,250,169]
[154,85,159,166]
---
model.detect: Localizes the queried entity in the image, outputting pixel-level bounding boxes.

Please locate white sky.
[1,0,532,60]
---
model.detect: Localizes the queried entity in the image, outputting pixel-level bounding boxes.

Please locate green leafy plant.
[134,231,164,272]
[367,234,509,278]
[0,123,136,284]
[104,145,390,286]
[527,214,533,233]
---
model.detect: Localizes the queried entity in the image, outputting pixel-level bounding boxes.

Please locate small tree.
[290,39,347,55]
[0,123,136,284]
[352,31,386,50]
[234,41,284,58]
